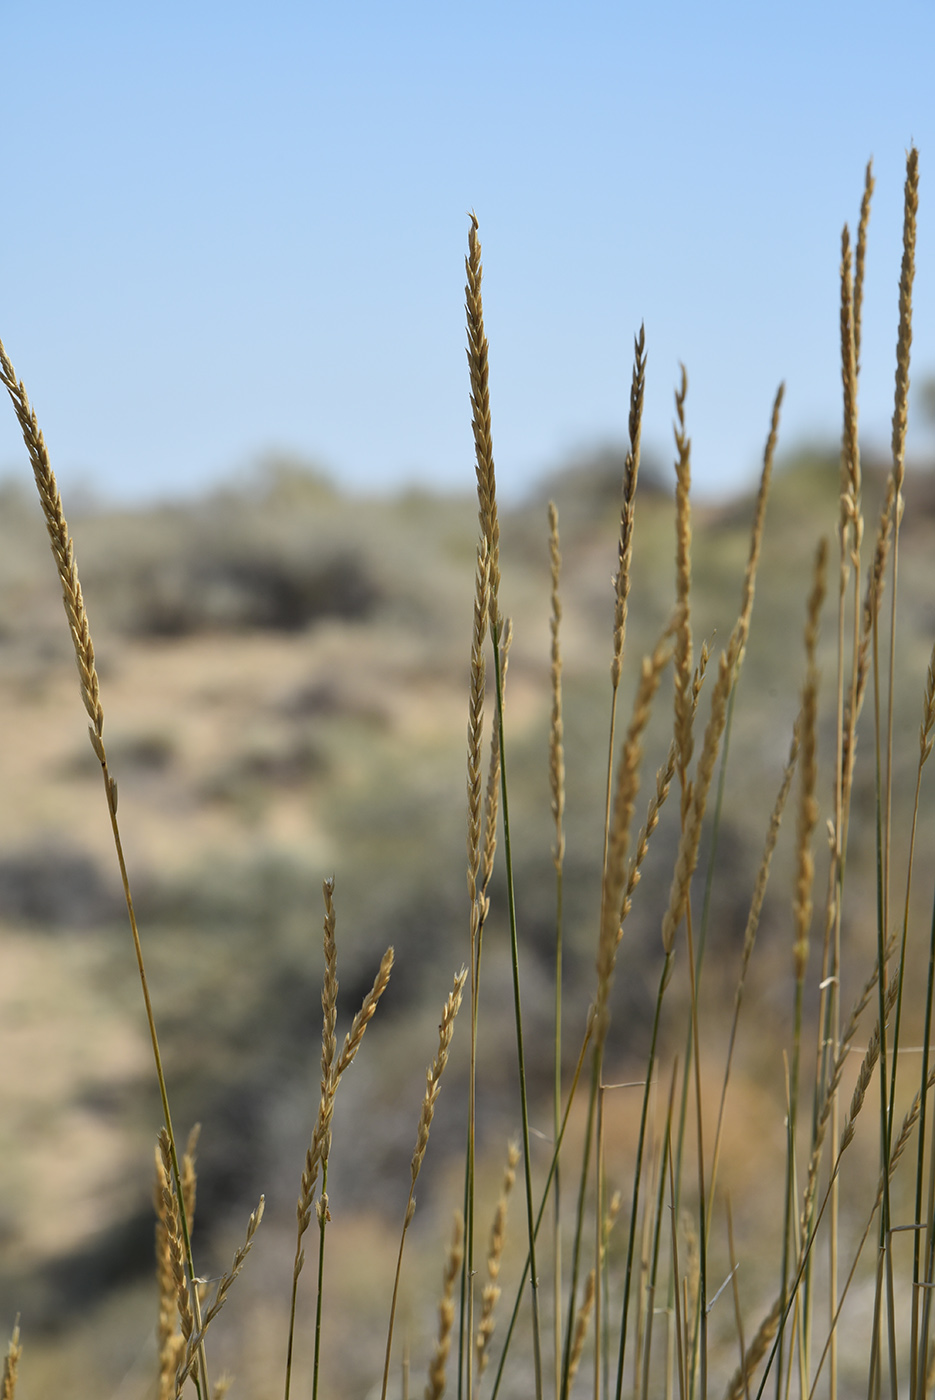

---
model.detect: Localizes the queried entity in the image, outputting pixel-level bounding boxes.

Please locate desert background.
[2,432,935,1396]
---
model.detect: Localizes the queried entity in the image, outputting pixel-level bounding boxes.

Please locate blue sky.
[1,1,933,505]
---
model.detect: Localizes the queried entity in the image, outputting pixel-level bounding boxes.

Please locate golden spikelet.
[157,1130,196,1355]
[155,1145,186,1400]
[736,383,784,661]
[596,631,673,1037]
[426,1212,464,1400]
[409,969,469,1204]
[839,978,900,1158]
[725,1295,783,1400]
[0,337,103,750]
[661,622,743,954]
[740,725,800,995]
[468,538,490,910]
[1,1319,21,1400]
[294,884,392,1276]
[334,945,394,1085]
[480,617,512,901]
[567,1268,596,1388]
[892,147,919,492]
[839,224,862,545]
[548,503,566,869]
[176,1198,265,1397]
[466,213,501,632]
[853,158,875,373]
[611,325,646,690]
[920,642,935,765]
[476,1141,520,1375]
[180,1123,200,1236]
[793,540,827,982]
[672,365,694,795]
[621,737,678,928]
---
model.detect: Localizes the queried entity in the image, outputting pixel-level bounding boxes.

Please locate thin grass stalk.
[587,638,674,1400]
[882,145,917,1097]
[669,1130,687,1400]
[489,1012,595,1400]
[752,983,898,1400]
[808,1074,935,1400]
[776,540,826,1395]
[476,1143,520,1379]
[464,536,491,1400]
[675,389,786,1388]
[0,336,212,1400]
[640,1066,678,1400]
[911,652,935,1395]
[709,723,800,1212]
[548,501,566,1400]
[884,145,919,1158]
[916,878,935,1398]
[613,950,675,1400]
[569,629,672,1400]
[724,1201,749,1400]
[595,1084,606,1400]
[490,610,544,1398]
[681,896,708,1400]
[603,328,647,902]
[602,1189,622,1399]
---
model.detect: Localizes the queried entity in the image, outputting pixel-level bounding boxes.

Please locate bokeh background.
[3,6,935,1397]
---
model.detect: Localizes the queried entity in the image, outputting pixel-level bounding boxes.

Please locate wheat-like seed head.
[548,503,566,869]
[475,1140,520,1375]
[621,738,678,929]
[920,643,935,763]
[467,538,490,908]
[736,382,784,665]
[673,366,694,792]
[838,979,900,1157]
[1,1319,21,1400]
[425,1211,464,1400]
[793,539,827,982]
[176,1198,265,1397]
[892,147,919,491]
[334,945,394,1086]
[180,1122,200,1235]
[466,213,501,632]
[480,617,511,901]
[735,726,800,1001]
[854,158,875,373]
[410,968,468,1191]
[154,1145,185,1400]
[157,1131,196,1356]
[596,633,672,1038]
[725,1295,783,1400]
[566,1268,596,1389]
[661,623,743,954]
[839,225,862,546]
[611,325,646,690]
[0,337,104,749]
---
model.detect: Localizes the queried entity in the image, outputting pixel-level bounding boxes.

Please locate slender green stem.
[489,1017,594,1400]
[491,618,543,1400]
[614,951,675,1400]
[312,1167,330,1400]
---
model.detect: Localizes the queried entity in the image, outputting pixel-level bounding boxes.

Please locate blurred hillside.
[3,446,935,1395]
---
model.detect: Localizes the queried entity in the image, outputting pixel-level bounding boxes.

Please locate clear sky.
[1,1,933,505]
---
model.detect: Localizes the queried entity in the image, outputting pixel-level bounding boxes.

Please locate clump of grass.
[4,146,935,1400]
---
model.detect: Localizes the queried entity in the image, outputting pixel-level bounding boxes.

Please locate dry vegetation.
[2,150,935,1400]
